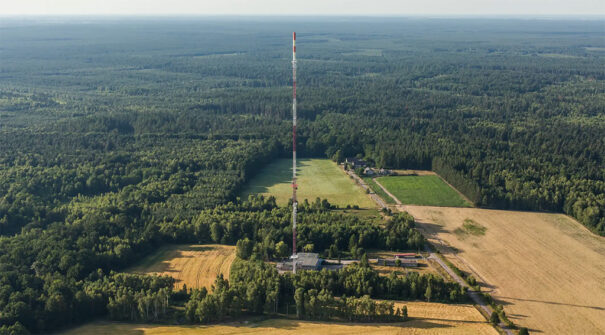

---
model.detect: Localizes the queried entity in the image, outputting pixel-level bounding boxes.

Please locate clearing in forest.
[240,158,375,208]
[62,301,497,335]
[403,205,605,335]
[377,175,471,207]
[128,244,235,290]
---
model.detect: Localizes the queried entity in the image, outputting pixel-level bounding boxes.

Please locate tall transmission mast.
[291,32,298,274]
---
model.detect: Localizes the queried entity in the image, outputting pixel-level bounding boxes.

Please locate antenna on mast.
[291,32,298,274]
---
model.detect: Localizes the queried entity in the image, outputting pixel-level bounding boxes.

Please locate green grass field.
[240,159,375,208]
[376,175,471,207]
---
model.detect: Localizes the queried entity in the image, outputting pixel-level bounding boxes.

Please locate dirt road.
[372,177,401,205]
[344,169,387,208]
[422,244,513,335]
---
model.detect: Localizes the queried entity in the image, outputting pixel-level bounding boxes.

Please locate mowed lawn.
[377,175,470,207]
[127,244,235,290]
[62,302,496,335]
[240,159,374,208]
[404,205,605,334]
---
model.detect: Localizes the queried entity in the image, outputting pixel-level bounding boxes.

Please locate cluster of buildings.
[345,157,369,168]
[345,157,393,176]
[363,167,393,177]
[276,252,422,272]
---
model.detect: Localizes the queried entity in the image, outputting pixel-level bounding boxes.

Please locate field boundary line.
[373,177,401,205]
[433,172,475,207]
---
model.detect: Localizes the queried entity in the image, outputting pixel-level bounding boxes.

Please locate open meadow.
[240,159,375,208]
[61,301,497,335]
[402,205,605,334]
[377,176,471,207]
[128,244,236,290]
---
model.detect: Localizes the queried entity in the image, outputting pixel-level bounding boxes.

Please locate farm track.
[372,177,401,205]
[344,168,387,208]
[423,244,513,335]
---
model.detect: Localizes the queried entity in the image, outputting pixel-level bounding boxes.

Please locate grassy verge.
[434,252,517,331]
[363,177,396,204]
[481,293,517,330]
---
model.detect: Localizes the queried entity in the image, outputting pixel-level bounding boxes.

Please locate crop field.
[377,175,471,207]
[403,205,605,334]
[128,244,235,290]
[62,301,497,335]
[240,159,375,208]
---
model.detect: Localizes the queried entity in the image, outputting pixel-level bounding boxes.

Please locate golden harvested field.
[128,244,235,290]
[402,205,605,334]
[61,302,497,335]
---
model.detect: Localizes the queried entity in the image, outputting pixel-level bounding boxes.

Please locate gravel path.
[372,177,401,205]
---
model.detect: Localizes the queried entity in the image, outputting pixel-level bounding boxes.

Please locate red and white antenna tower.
[291,32,298,274]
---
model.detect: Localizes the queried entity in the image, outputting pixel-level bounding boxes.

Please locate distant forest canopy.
[0,17,603,333]
[1,17,603,235]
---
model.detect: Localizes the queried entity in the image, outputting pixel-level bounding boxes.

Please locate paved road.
[372,177,402,205]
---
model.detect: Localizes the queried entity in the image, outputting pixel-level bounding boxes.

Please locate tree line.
[185,257,466,324]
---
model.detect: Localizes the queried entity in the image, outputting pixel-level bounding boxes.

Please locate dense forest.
[1,18,603,235]
[0,17,603,333]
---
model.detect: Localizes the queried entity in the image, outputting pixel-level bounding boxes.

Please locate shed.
[394,253,418,259]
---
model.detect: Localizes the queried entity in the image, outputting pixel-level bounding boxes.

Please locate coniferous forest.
[0,17,603,333]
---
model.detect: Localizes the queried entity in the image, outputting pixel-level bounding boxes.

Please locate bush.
[490,311,500,325]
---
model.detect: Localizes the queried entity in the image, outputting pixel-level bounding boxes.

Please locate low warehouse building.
[276,252,322,271]
[378,258,419,267]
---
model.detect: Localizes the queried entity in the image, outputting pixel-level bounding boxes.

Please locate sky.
[1,0,604,16]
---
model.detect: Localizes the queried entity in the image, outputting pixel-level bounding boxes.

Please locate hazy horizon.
[2,0,604,16]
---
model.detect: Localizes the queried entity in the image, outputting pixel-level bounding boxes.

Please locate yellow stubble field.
[128,244,236,290]
[402,205,605,334]
[61,301,497,335]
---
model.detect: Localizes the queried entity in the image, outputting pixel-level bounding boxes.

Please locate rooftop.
[295,252,321,267]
